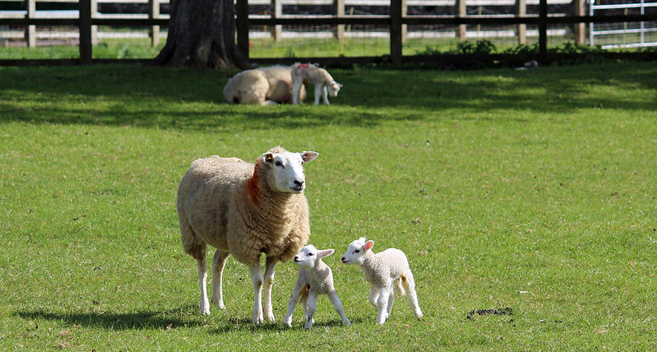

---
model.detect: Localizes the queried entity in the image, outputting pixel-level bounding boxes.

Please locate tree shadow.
[16,306,206,330]
[1,63,655,131]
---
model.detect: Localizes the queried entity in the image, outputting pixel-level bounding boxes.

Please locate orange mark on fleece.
[247,164,261,207]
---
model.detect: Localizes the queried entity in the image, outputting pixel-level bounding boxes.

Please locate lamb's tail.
[396,276,407,297]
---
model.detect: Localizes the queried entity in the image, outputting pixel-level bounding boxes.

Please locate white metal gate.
[589,0,657,48]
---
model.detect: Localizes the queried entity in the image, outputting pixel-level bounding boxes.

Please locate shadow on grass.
[1,62,655,131]
[16,306,206,330]
[208,317,365,334]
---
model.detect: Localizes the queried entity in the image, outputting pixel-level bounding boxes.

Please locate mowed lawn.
[0,61,656,351]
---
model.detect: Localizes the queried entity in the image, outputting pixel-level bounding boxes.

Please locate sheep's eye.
[354,250,360,254]
[275,161,283,168]
[308,253,314,256]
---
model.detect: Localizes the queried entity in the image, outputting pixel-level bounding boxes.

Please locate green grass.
[1,61,656,351]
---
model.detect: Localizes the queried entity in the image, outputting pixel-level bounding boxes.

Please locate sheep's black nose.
[294,180,304,187]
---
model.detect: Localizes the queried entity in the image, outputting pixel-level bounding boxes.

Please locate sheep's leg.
[211,250,230,310]
[314,85,322,105]
[248,264,264,324]
[304,291,318,329]
[197,256,211,316]
[321,85,330,105]
[284,284,305,327]
[263,256,278,322]
[368,285,379,308]
[328,291,351,327]
[376,284,391,324]
[403,271,424,319]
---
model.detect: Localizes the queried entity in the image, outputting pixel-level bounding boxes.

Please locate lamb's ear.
[300,151,319,163]
[319,249,334,258]
[364,240,375,251]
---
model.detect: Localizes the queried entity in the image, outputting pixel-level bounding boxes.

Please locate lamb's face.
[294,245,334,269]
[327,81,342,97]
[341,238,370,265]
[263,151,319,194]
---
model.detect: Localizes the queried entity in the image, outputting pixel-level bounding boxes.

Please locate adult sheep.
[223,65,306,105]
[177,146,319,323]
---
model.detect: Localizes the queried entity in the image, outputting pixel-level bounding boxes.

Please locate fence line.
[1,0,657,65]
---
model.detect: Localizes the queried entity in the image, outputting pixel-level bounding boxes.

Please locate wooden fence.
[1,0,656,66]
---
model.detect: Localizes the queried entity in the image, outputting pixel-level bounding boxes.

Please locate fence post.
[149,0,160,47]
[236,0,250,60]
[272,0,282,42]
[26,0,36,48]
[457,0,466,40]
[517,0,526,45]
[79,0,93,64]
[390,0,403,65]
[336,0,345,46]
[538,0,547,63]
[574,0,585,44]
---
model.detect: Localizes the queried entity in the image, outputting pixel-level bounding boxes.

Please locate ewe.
[223,65,306,105]
[341,237,423,325]
[177,146,319,323]
[284,245,351,329]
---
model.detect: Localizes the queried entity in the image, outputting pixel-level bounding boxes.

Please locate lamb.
[223,65,306,105]
[284,245,351,329]
[177,146,319,323]
[291,62,342,105]
[341,237,423,325]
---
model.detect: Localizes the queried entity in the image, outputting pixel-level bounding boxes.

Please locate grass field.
[1,61,656,351]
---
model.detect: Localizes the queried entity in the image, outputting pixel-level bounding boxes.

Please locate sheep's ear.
[364,240,375,251]
[262,152,274,164]
[319,249,334,258]
[300,151,319,163]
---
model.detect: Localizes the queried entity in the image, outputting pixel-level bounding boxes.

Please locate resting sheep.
[341,237,423,325]
[223,65,306,105]
[291,62,342,105]
[284,245,351,329]
[177,146,319,323]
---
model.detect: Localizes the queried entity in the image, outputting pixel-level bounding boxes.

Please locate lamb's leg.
[284,284,304,327]
[386,285,395,316]
[328,291,351,326]
[403,271,424,319]
[292,78,302,105]
[211,250,230,309]
[314,85,322,105]
[376,284,391,324]
[249,264,264,324]
[197,256,211,315]
[321,85,330,105]
[368,285,379,308]
[263,256,278,322]
[304,291,319,329]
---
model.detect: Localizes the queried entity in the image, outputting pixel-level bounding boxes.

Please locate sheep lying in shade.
[223,65,306,105]
[177,146,319,323]
[341,237,423,325]
[284,245,351,329]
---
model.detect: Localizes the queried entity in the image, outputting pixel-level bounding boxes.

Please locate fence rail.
[1,0,657,66]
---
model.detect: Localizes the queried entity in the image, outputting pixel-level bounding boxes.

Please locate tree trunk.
[154,0,249,69]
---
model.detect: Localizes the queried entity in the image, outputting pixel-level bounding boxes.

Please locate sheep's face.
[294,245,334,269]
[327,81,342,97]
[262,150,319,194]
[341,237,374,265]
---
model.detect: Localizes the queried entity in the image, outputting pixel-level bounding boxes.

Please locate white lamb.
[341,237,423,325]
[291,62,342,105]
[177,146,319,323]
[284,245,351,329]
[223,65,306,105]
